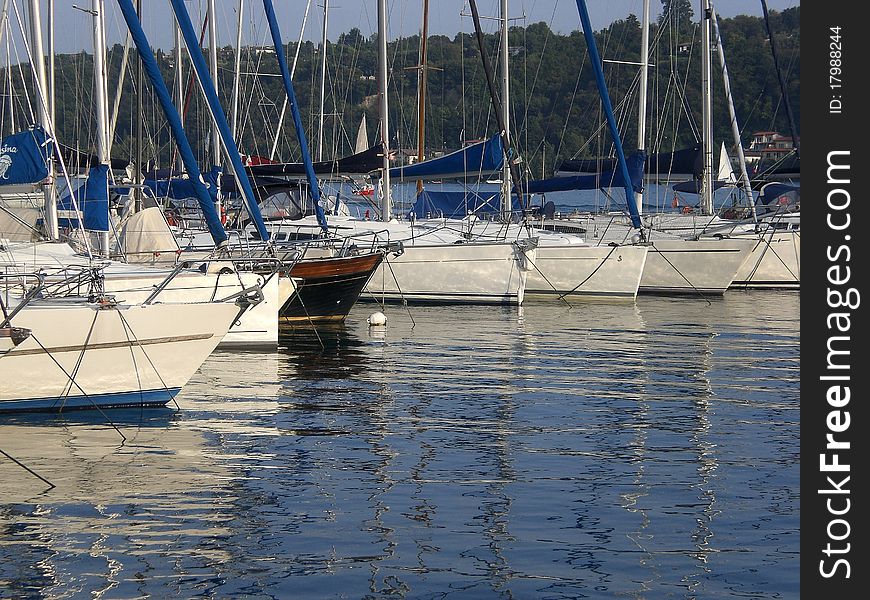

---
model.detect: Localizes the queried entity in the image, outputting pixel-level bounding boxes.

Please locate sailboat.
[536,0,756,295]
[0,262,255,413]
[242,0,534,306]
[631,1,799,290]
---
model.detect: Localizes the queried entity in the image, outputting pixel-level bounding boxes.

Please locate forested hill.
[20,4,798,178]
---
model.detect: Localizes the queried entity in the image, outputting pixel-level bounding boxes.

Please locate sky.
[18,0,800,55]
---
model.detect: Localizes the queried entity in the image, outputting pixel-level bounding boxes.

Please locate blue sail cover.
[411,189,522,219]
[388,134,504,182]
[144,167,222,202]
[524,151,646,194]
[0,127,51,185]
[57,165,110,231]
[758,182,799,206]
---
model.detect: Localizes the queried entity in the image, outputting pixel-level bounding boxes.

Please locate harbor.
[0,0,804,596]
[1,292,799,597]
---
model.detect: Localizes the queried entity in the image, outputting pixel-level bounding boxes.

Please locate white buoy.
[367,311,387,326]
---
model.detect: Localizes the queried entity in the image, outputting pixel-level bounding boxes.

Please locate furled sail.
[386,134,504,182]
[0,127,51,186]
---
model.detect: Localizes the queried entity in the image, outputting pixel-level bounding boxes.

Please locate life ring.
[220,205,227,225]
[165,210,178,227]
[682,205,693,214]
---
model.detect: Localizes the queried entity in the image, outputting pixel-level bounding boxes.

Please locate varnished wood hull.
[279,252,383,324]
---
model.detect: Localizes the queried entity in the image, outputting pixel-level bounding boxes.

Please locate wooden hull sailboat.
[279,251,384,324]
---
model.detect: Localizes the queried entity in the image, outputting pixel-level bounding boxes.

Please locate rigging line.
[647,244,712,305]
[24,325,127,440]
[58,302,100,404]
[0,446,55,489]
[382,252,415,328]
[115,305,181,409]
[10,6,93,256]
[116,299,158,411]
[557,244,619,301]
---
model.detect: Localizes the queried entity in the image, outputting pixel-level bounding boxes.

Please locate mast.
[169,0,270,242]
[414,0,429,195]
[92,0,111,254]
[269,0,312,161]
[207,0,221,167]
[116,0,228,247]
[47,0,55,133]
[230,0,245,141]
[377,0,391,221]
[261,0,329,232]
[468,0,525,216]
[710,5,755,219]
[317,0,329,161]
[700,0,714,215]
[574,0,641,229]
[135,0,143,212]
[635,0,649,217]
[499,0,510,218]
[174,20,184,170]
[26,0,58,239]
[108,33,131,151]
[760,0,799,157]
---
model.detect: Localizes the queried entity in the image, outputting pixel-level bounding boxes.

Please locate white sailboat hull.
[639,238,754,294]
[731,230,800,289]
[363,241,532,305]
[5,242,283,347]
[525,244,648,299]
[0,300,238,412]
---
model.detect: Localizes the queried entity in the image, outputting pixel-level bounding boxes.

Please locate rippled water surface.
[1,292,799,598]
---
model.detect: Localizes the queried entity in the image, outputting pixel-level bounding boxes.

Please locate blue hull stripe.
[0,388,181,414]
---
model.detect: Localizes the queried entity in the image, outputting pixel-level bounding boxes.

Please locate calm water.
[1,292,799,599]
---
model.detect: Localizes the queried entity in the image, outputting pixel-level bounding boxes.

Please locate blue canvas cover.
[524,150,646,194]
[0,127,51,186]
[758,182,799,206]
[388,134,504,182]
[57,165,110,232]
[411,189,523,219]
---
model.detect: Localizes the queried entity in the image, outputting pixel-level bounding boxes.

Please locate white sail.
[717,141,735,182]
[354,114,369,154]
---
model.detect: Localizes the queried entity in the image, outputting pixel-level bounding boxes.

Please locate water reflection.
[0,293,799,598]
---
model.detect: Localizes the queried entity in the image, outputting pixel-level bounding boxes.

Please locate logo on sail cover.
[0,154,12,179]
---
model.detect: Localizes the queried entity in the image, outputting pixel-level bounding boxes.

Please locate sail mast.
[467,0,524,216]
[169,0,270,242]
[377,0,391,221]
[574,0,640,229]
[268,0,312,161]
[635,0,649,217]
[415,0,429,195]
[230,0,245,142]
[134,0,143,212]
[261,0,329,232]
[116,0,228,246]
[207,0,221,168]
[174,20,184,170]
[700,0,714,215]
[499,0,511,219]
[26,0,58,239]
[760,0,799,157]
[92,0,111,254]
[710,5,755,219]
[317,0,329,161]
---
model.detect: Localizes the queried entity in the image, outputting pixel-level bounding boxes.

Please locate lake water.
[0,291,799,598]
